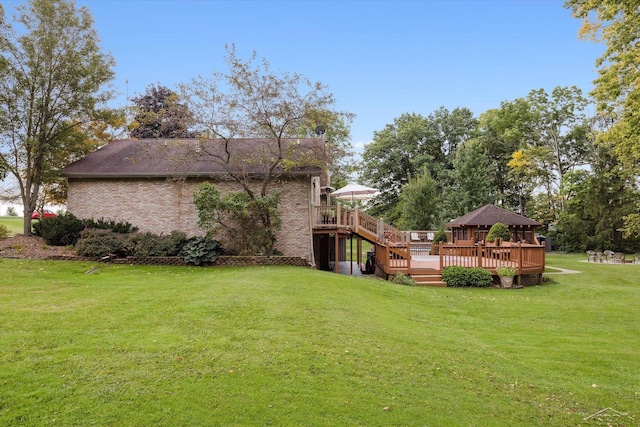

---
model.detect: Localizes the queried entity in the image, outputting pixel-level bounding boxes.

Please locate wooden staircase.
[410,274,447,287]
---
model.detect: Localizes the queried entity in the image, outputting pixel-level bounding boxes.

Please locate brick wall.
[66,177,314,259]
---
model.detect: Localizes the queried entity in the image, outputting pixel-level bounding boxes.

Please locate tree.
[449,139,494,218]
[129,84,196,139]
[565,0,640,172]
[0,0,115,235]
[397,166,440,230]
[360,113,431,223]
[474,98,534,209]
[360,107,477,224]
[525,86,593,187]
[178,45,352,254]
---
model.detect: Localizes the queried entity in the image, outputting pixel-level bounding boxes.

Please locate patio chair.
[595,251,603,263]
[613,252,625,264]
[633,253,639,264]
[586,250,596,262]
[603,250,615,263]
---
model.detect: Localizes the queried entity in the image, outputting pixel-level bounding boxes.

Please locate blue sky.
[17,0,605,152]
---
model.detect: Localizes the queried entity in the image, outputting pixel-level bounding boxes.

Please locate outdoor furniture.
[586,250,596,262]
[633,253,639,264]
[595,251,603,263]
[603,250,615,263]
[613,252,625,264]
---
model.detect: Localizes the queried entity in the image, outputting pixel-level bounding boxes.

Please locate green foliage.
[32,213,85,246]
[193,182,281,255]
[75,229,127,258]
[82,217,138,234]
[179,236,221,265]
[397,166,439,230]
[496,266,516,277]
[125,231,188,257]
[361,108,478,224]
[0,224,9,239]
[5,206,17,217]
[442,266,493,287]
[450,139,494,218]
[486,222,511,242]
[566,0,640,174]
[552,212,588,252]
[433,228,448,245]
[391,273,416,286]
[0,0,116,235]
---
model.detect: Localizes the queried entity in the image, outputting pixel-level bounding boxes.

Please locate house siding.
[66,177,313,260]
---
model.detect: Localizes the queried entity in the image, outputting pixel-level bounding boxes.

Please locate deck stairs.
[346,207,446,287]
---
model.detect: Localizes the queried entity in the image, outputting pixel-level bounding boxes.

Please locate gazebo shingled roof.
[445,204,542,228]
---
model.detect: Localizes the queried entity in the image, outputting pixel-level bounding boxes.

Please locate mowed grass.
[0,254,639,426]
[0,216,24,235]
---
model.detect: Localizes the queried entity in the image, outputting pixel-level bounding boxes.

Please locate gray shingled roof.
[62,138,326,178]
[445,204,542,228]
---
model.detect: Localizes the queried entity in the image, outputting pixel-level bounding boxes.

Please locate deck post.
[439,243,444,271]
[477,242,483,268]
[334,232,340,273]
[517,242,523,277]
[354,208,359,232]
[336,204,341,227]
[407,240,411,273]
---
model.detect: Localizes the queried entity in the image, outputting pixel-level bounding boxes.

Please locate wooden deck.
[312,205,545,285]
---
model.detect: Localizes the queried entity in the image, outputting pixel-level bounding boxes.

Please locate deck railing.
[312,205,545,276]
[439,243,545,275]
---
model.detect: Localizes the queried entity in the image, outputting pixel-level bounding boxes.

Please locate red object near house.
[31,210,57,220]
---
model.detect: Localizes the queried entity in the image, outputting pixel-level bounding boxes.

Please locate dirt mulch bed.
[0,235,77,259]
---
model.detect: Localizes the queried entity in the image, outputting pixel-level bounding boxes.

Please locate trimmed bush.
[180,236,221,265]
[126,231,188,257]
[433,228,448,245]
[75,229,128,258]
[486,222,511,243]
[82,217,138,234]
[442,266,493,287]
[33,213,85,246]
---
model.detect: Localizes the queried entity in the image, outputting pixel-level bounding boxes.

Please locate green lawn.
[0,254,639,426]
[0,216,24,235]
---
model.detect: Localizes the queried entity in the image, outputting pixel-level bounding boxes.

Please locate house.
[62,138,328,261]
[444,204,543,245]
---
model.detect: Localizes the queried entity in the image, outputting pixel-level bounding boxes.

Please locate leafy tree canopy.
[129,84,196,139]
[0,0,115,234]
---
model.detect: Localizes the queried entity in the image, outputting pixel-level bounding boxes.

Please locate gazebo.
[445,204,543,245]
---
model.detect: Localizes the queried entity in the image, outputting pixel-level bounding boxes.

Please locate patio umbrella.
[330,183,379,204]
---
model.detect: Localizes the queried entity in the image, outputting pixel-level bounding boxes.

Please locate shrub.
[0,224,9,239]
[82,217,138,234]
[391,273,416,286]
[126,231,188,257]
[75,229,128,258]
[6,206,17,216]
[33,213,85,246]
[442,266,493,287]
[193,182,282,256]
[433,228,448,245]
[486,222,511,243]
[180,236,221,265]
